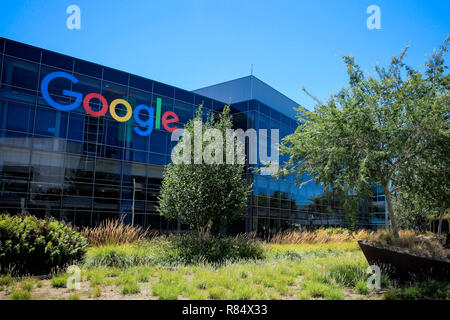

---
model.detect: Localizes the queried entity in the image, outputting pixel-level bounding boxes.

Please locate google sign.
[41,71,179,136]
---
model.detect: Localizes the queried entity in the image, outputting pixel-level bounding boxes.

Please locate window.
[34,107,68,137]
[68,113,85,141]
[5,40,41,62]
[74,59,103,78]
[173,100,193,124]
[42,51,73,71]
[0,100,34,133]
[103,67,128,85]
[153,81,174,98]
[1,56,39,91]
[149,130,167,154]
[129,75,153,92]
[175,88,194,104]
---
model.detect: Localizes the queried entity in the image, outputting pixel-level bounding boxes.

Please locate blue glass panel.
[68,113,85,141]
[2,56,39,91]
[0,100,34,133]
[130,75,153,92]
[74,59,103,78]
[34,107,68,137]
[149,129,168,154]
[153,81,174,98]
[174,88,194,104]
[5,40,41,62]
[42,50,73,71]
[103,67,128,85]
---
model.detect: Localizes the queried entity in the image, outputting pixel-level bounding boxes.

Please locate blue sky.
[0,0,448,108]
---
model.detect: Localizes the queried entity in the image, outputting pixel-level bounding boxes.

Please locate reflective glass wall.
[0,37,224,230]
[0,37,379,232]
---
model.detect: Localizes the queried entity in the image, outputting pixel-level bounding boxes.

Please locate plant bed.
[358,240,450,282]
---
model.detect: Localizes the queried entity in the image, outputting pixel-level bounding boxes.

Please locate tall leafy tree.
[395,39,450,236]
[158,106,251,237]
[280,38,449,238]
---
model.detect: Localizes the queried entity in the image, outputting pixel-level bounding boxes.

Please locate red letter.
[83,93,108,117]
[161,111,179,132]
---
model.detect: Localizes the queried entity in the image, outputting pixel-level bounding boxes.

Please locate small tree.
[158,106,251,237]
[280,39,449,238]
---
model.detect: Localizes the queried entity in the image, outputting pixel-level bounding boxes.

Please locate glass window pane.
[1,56,39,91]
[5,40,41,62]
[0,100,34,133]
[34,107,68,137]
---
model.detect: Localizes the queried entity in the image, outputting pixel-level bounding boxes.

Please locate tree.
[395,40,450,237]
[393,191,430,232]
[280,38,449,238]
[158,106,251,237]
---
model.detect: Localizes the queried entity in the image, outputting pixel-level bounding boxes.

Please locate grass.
[152,271,187,300]
[10,289,32,300]
[364,230,448,261]
[50,273,69,288]
[301,280,345,300]
[67,293,81,300]
[81,218,152,246]
[384,280,450,300]
[1,233,448,300]
[0,274,13,286]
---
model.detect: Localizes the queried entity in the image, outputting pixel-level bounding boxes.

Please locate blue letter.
[41,71,82,111]
[134,104,154,136]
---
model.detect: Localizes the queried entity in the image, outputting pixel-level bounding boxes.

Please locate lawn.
[3,241,446,300]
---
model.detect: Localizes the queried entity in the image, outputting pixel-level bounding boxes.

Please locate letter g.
[41,71,82,111]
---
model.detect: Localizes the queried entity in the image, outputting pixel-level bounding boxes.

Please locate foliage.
[364,229,448,261]
[158,106,252,236]
[84,243,156,268]
[261,227,372,244]
[81,218,152,246]
[393,192,430,232]
[279,38,450,237]
[10,289,32,300]
[158,233,265,264]
[50,273,69,288]
[394,38,450,236]
[0,213,88,274]
[384,280,449,300]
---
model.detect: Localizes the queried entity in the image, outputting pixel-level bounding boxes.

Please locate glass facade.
[0,37,381,232]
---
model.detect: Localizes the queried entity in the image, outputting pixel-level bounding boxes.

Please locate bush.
[364,230,448,261]
[0,213,88,275]
[158,106,251,236]
[10,289,32,300]
[81,218,152,246]
[384,280,450,300]
[50,273,69,288]
[84,244,156,268]
[158,233,265,264]
[262,227,373,244]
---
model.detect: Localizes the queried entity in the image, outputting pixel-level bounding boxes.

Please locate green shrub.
[50,273,69,288]
[0,274,13,286]
[355,280,370,295]
[152,271,187,300]
[67,293,81,300]
[121,280,140,295]
[10,289,32,300]
[384,280,450,300]
[157,233,265,264]
[302,280,345,300]
[84,244,156,268]
[0,213,88,274]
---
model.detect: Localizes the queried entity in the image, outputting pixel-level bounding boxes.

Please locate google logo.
[41,71,179,136]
